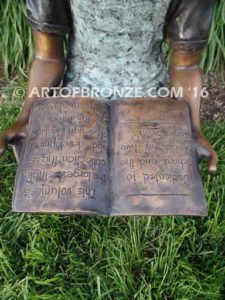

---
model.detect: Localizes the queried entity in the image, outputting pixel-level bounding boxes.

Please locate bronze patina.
[0,1,218,216]
[12,97,207,216]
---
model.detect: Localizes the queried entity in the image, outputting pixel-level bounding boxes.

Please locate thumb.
[208,150,218,174]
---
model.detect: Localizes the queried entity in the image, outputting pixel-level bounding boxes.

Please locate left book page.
[12,97,110,214]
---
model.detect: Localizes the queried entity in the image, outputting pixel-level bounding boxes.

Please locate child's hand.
[0,119,27,155]
[194,131,218,174]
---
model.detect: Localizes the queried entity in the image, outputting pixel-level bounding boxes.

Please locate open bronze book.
[12,97,207,216]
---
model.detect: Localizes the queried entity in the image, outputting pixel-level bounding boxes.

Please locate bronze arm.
[0,31,218,175]
[0,30,64,155]
[169,49,218,173]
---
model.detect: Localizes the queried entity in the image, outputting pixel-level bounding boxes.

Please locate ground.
[0,74,224,299]
[202,74,225,122]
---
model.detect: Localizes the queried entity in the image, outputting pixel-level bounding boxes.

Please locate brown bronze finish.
[169,49,218,173]
[0,31,65,156]
[171,49,202,67]
[12,97,207,216]
[0,31,218,173]
[0,14,218,216]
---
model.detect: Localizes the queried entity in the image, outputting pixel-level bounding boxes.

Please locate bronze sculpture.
[0,0,218,214]
[12,97,208,215]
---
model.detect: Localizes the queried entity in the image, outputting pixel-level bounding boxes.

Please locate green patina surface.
[64,0,171,99]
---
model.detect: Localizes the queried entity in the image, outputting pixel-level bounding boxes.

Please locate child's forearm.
[169,49,202,133]
[19,30,65,122]
[169,49,218,173]
[0,30,65,155]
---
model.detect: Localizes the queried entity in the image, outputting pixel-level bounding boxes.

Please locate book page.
[13,97,110,214]
[111,98,207,216]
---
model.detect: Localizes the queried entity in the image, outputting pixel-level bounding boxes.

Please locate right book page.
[110,98,207,216]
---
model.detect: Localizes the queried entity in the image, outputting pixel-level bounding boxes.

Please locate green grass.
[0,80,225,299]
[0,0,34,78]
[201,0,225,75]
[0,0,225,78]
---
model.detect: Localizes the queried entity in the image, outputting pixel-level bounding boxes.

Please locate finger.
[0,135,8,156]
[8,131,27,144]
[208,150,218,174]
[200,139,218,174]
[196,143,210,158]
[195,135,218,174]
[7,125,27,144]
